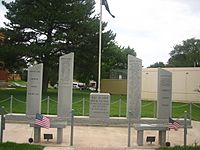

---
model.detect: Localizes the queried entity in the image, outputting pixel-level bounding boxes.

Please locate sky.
[1,0,200,67]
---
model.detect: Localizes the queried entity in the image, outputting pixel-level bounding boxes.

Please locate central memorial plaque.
[89,93,110,119]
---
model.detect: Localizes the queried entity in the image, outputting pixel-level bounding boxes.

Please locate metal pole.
[0,114,3,143]
[119,98,122,117]
[10,95,13,114]
[0,106,5,143]
[82,98,85,116]
[184,111,187,147]
[97,0,103,93]
[70,109,74,146]
[47,96,50,115]
[127,111,131,147]
[154,101,156,118]
[189,103,192,121]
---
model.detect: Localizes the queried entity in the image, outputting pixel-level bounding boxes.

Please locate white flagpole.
[98,0,103,93]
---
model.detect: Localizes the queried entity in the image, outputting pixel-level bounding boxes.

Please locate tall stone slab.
[57,53,74,118]
[157,68,172,119]
[127,55,142,120]
[26,64,43,116]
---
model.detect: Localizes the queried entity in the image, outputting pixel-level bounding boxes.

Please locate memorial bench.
[133,123,169,146]
[30,120,67,144]
[134,118,192,146]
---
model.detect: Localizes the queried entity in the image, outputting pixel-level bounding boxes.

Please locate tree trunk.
[42,64,49,94]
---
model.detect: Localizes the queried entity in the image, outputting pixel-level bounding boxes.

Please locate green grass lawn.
[0,87,200,120]
[0,142,44,150]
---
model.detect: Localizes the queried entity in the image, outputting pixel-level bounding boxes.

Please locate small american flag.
[34,113,50,129]
[168,117,180,131]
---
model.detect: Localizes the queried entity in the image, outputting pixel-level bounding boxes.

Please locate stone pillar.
[57,128,63,144]
[159,130,166,146]
[57,53,74,118]
[157,68,172,119]
[26,64,43,116]
[34,127,41,143]
[127,55,142,120]
[137,130,144,146]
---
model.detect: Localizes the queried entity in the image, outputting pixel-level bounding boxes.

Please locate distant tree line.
[149,38,200,68]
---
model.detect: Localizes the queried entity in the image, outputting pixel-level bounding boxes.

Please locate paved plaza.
[2,121,200,150]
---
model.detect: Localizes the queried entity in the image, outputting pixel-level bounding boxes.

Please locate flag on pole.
[34,113,50,129]
[102,0,115,18]
[168,117,181,131]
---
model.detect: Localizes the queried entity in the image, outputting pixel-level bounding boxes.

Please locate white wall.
[142,67,200,103]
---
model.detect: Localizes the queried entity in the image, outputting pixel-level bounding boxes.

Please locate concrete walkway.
[3,121,200,150]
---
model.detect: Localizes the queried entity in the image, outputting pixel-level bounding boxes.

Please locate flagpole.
[98,0,103,93]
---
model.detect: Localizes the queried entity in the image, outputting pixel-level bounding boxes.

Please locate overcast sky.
[97,0,200,67]
[1,0,200,67]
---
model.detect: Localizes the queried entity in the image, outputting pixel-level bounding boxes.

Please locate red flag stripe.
[35,115,50,129]
[168,117,181,131]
